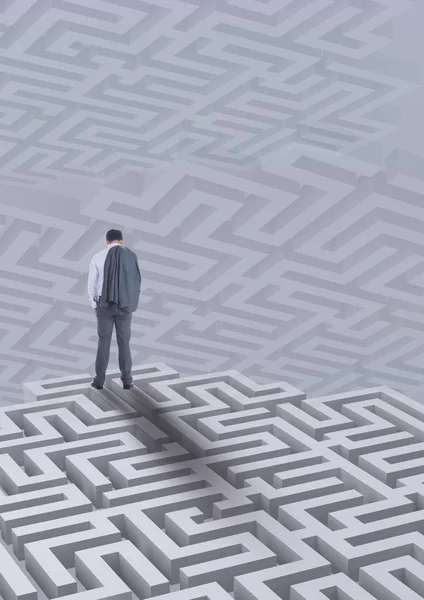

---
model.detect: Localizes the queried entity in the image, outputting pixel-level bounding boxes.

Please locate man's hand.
[91,300,97,309]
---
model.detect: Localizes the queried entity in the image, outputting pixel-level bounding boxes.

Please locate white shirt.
[87,242,122,308]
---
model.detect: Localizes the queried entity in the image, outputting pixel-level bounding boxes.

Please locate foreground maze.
[0,366,424,599]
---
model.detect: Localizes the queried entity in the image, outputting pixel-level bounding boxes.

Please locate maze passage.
[0,363,423,599]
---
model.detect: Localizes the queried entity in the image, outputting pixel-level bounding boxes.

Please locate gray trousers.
[93,298,133,387]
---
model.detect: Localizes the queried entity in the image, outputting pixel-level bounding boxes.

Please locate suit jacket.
[99,245,141,312]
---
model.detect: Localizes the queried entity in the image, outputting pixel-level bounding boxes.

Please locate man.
[87,229,141,390]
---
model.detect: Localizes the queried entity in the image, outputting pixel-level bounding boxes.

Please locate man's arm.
[87,257,99,308]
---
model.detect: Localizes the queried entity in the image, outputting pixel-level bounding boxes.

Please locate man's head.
[106,229,123,245]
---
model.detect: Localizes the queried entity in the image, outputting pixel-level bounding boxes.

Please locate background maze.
[0,363,423,599]
[0,0,417,182]
[1,0,424,404]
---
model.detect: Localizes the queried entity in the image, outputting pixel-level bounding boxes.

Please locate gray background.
[0,0,424,404]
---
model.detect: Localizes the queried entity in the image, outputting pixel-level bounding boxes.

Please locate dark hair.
[106,229,123,242]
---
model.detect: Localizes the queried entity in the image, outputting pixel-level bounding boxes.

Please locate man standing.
[87,229,141,390]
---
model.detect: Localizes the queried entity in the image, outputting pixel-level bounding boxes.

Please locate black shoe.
[91,381,103,390]
[123,383,134,390]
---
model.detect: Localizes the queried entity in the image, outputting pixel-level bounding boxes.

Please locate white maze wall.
[0,363,423,600]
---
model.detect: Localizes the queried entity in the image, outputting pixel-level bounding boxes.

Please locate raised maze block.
[0,364,421,599]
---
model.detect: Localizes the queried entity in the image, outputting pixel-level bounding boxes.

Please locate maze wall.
[0,364,423,599]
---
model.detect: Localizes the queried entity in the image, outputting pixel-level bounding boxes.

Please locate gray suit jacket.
[99,245,141,312]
